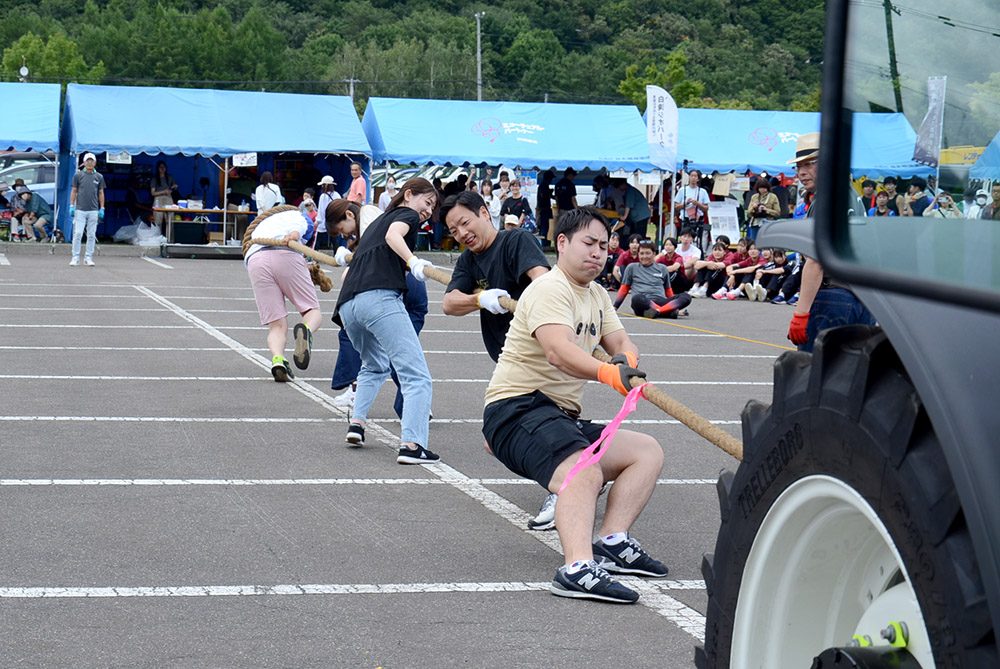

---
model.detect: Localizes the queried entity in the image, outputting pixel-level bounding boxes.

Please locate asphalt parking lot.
[0,243,794,668]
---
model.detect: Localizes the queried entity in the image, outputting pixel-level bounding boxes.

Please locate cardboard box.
[208,231,224,244]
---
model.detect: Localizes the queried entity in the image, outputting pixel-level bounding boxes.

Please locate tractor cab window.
[826,1,1000,303]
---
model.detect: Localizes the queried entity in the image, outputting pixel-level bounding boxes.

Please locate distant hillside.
[1,0,824,112]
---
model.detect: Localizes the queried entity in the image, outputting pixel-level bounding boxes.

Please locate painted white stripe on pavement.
[0,324,193,329]
[0,477,713,487]
[0,374,769,387]
[0,579,704,599]
[0,415,741,426]
[0,255,10,266]
[141,256,173,269]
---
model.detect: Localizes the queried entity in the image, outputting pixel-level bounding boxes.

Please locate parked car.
[0,150,56,172]
[0,161,56,206]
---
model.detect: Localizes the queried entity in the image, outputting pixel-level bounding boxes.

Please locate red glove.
[788,313,809,345]
[613,284,629,310]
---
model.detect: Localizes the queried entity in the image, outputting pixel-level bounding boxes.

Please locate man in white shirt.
[673,169,711,252]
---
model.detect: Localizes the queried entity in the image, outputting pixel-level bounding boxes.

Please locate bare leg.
[549,453,603,565]
[595,430,663,536]
[266,317,288,359]
[301,308,322,333]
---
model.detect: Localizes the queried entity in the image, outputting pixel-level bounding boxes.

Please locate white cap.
[503,214,520,227]
[83,152,97,162]
[318,175,336,186]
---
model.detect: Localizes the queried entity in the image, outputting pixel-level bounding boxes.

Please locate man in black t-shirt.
[554,168,578,213]
[441,191,549,361]
[441,191,556,530]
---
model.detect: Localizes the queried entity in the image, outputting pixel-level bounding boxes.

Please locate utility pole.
[475,11,485,101]
[883,0,904,113]
[343,78,361,103]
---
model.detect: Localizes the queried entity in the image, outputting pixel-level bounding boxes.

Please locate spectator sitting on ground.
[723,240,764,298]
[674,227,702,282]
[746,248,791,302]
[612,233,643,283]
[691,242,731,298]
[614,240,692,319]
[655,236,691,294]
[15,186,52,241]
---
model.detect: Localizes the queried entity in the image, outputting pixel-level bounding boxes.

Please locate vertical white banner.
[646,85,678,173]
[912,76,947,167]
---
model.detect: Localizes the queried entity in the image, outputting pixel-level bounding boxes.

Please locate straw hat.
[787,132,820,165]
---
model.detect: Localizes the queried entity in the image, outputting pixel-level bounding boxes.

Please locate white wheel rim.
[730,475,933,668]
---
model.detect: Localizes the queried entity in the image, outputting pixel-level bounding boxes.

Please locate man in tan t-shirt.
[482,206,668,604]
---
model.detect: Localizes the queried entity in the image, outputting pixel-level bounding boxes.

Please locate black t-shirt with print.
[446,228,549,361]
[334,206,419,324]
[555,178,577,210]
[499,196,532,220]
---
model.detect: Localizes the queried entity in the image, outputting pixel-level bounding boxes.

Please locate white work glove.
[407,255,432,282]
[334,246,351,266]
[477,288,510,315]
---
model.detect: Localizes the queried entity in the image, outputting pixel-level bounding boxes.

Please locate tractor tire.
[695,325,997,669]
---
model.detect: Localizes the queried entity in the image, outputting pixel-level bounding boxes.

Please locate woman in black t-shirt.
[499,179,534,231]
[333,177,440,464]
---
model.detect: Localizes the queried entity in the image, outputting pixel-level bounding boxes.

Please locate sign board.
[637,172,662,185]
[732,177,751,192]
[232,152,258,167]
[708,200,740,242]
[712,173,735,197]
[608,169,629,179]
[106,150,132,165]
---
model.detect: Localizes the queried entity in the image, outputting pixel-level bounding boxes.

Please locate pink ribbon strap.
[557,383,650,495]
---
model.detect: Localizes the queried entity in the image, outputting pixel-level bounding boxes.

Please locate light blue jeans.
[71,209,100,260]
[339,289,432,448]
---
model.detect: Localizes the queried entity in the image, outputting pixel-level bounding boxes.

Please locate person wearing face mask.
[378,176,397,211]
[966,188,990,220]
[332,177,440,465]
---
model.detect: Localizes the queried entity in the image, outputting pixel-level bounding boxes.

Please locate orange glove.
[613,285,629,310]
[609,351,639,368]
[788,313,809,345]
[597,359,646,396]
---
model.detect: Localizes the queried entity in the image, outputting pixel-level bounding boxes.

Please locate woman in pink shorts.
[244,208,322,382]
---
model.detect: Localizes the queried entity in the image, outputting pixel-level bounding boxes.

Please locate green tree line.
[1,0,824,113]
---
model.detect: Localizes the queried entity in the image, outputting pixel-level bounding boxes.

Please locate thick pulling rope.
[245,231,743,461]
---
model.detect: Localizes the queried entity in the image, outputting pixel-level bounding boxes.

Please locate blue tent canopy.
[362,97,655,171]
[61,84,371,157]
[666,108,933,178]
[0,82,61,152]
[969,129,1000,180]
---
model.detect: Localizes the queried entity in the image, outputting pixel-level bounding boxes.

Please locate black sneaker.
[346,423,365,447]
[550,560,639,604]
[271,358,294,382]
[293,323,312,370]
[592,536,669,577]
[397,444,439,464]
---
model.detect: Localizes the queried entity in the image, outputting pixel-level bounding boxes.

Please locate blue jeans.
[798,287,876,354]
[331,275,428,419]
[339,288,432,447]
[71,210,99,260]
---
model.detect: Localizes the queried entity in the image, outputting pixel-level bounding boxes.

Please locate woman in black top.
[151,160,178,230]
[499,178,534,229]
[333,177,440,464]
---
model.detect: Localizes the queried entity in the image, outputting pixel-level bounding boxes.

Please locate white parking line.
[0,579,705,599]
[0,477,714,486]
[141,257,173,269]
[0,254,10,266]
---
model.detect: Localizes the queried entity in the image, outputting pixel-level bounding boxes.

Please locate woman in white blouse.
[254,171,284,212]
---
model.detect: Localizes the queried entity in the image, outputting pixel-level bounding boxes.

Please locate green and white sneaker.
[271,355,294,382]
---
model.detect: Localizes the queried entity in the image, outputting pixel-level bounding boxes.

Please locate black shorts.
[482,391,605,490]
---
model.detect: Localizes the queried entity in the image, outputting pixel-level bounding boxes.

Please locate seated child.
[655,237,691,294]
[690,242,730,298]
[720,241,764,299]
[745,248,790,301]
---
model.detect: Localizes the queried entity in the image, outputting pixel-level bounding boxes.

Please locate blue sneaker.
[592,535,669,577]
[771,294,786,304]
[550,560,639,603]
[787,294,799,305]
